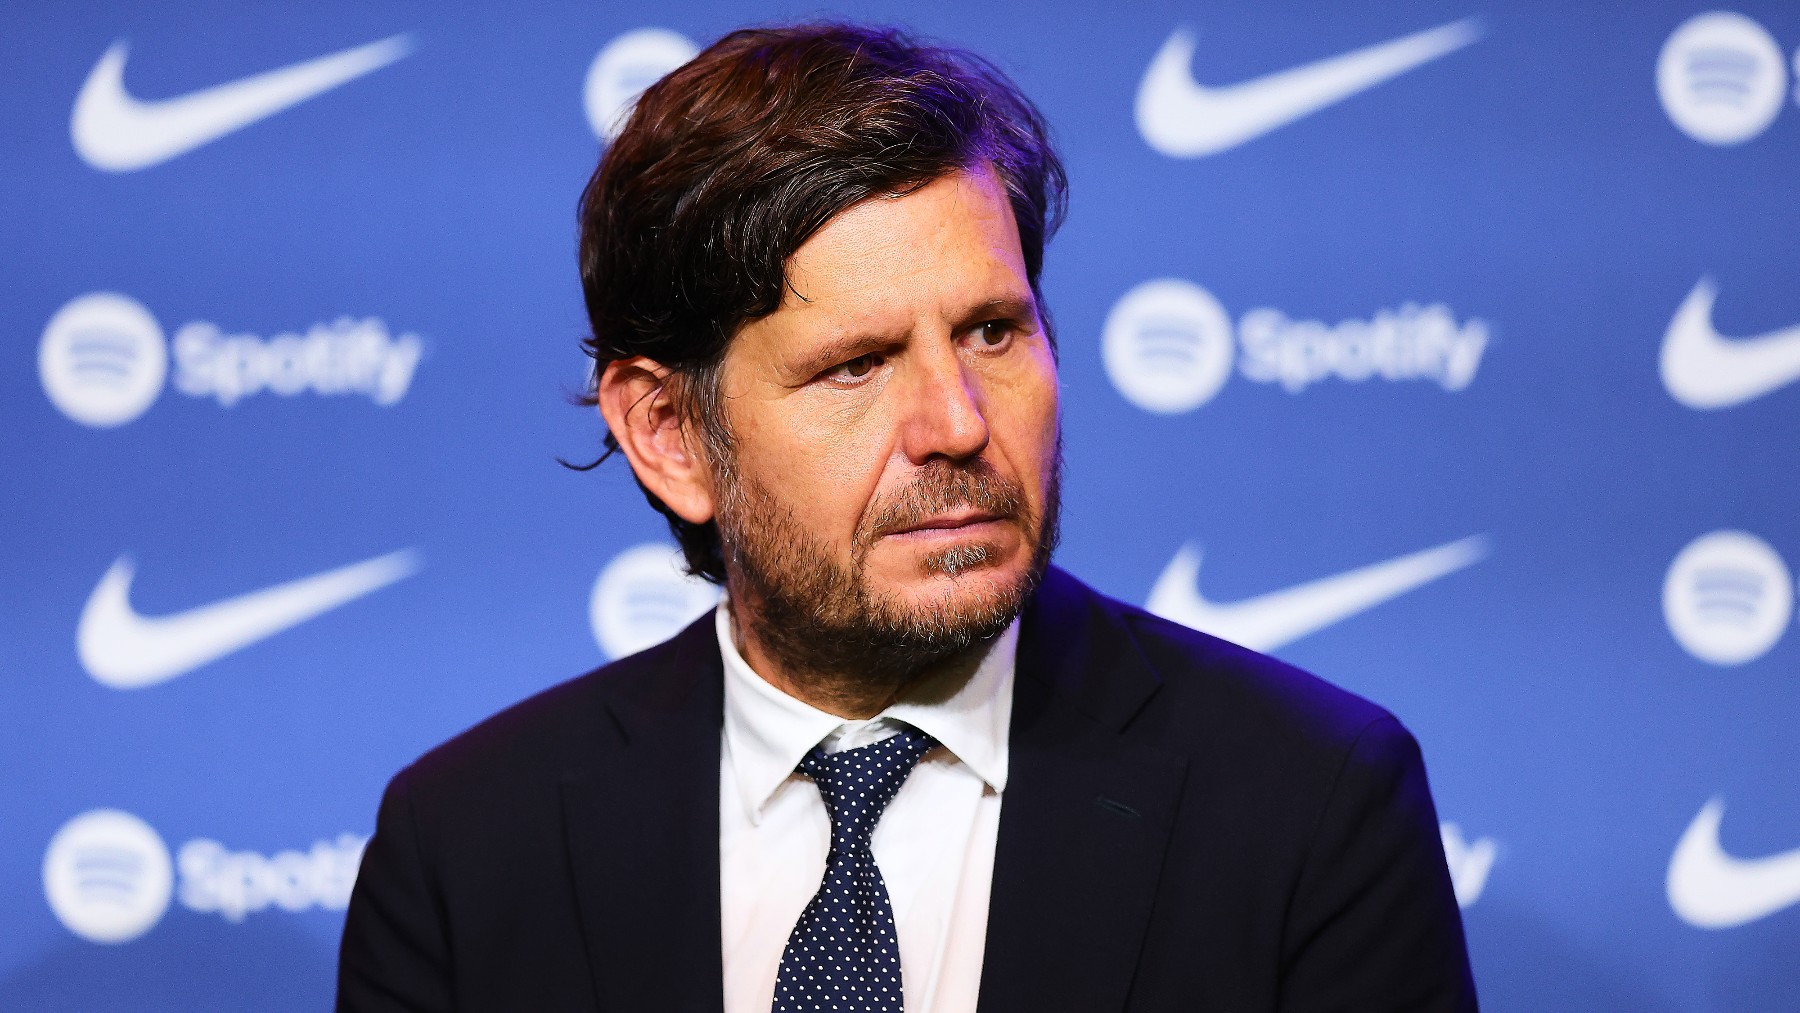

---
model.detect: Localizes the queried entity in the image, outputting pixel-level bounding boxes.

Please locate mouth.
[883,508,1009,539]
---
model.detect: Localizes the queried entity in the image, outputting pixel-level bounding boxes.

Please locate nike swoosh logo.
[71,34,413,172]
[1668,798,1800,929]
[1441,822,1498,909]
[1147,536,1488,652]
[1661,278,1800,409]
[1136,19,1482,158]
[77,550,421,689]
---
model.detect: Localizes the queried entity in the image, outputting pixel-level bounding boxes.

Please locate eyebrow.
[952,296,1039,332]
[783,331,905,383]
[781,293,1041,382]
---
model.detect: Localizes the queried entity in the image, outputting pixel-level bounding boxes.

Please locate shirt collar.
[717,601,1016,826]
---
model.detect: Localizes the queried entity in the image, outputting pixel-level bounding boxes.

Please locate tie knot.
[798,727,936,849]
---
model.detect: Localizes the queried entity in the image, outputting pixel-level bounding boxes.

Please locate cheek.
[738,399,894,538]
[1031,356,1062,451]
[993,347,1062,476]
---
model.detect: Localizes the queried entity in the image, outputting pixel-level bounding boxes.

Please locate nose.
[897,348,990,465]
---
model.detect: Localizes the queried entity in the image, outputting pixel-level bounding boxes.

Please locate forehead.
[779,166,1031,324]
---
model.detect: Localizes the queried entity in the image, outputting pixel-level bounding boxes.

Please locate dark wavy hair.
[575,22,1067,582]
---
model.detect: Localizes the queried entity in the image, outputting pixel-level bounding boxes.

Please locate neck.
[727,594,991,719]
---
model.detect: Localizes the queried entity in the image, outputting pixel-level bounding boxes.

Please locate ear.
[596,357,717,525]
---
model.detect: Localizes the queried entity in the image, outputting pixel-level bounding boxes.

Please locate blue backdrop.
[7,1,1798,1008]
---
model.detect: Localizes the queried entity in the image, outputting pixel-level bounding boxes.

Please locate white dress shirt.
[717,604,1015,1013]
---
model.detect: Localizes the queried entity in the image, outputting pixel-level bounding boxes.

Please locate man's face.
[706,165,1061,679]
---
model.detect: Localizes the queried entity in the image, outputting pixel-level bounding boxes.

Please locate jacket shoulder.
[395,613,712,797]
[1127,602,1392,739]
[1031,566,1399,757]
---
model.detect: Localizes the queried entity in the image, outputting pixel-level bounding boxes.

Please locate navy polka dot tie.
[771,727,937,1013]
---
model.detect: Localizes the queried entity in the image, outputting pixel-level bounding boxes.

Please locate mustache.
[860,460,1027,542]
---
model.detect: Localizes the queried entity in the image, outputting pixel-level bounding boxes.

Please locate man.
[338,23,1477,1012]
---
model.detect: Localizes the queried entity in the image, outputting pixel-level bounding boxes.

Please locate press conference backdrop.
[4,0,1796,1008]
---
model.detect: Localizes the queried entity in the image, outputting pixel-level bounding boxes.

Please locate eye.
[832,353,882,380]
[976,320,1013,346]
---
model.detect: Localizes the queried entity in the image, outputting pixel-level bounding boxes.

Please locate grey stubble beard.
[713,446,1062,708]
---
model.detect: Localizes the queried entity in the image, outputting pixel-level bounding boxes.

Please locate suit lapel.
[561,616,726,1013]
[551,571,1182,1012]
[978,570,1189,1012]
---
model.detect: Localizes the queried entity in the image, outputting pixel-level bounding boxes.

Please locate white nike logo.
[77,550,421,689]
[1147,536,1488,652]
[71,34,413,172]
[1661,278,1800,409]
[1136,19,1482,158]
[1441,822,1498,909]
[1668,798,1800,929]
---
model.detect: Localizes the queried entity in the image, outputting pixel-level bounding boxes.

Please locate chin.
[879,538,1031,604]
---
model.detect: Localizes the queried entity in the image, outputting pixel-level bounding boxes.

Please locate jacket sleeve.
[1277,716,1479,1012]
[337,769,455,1012]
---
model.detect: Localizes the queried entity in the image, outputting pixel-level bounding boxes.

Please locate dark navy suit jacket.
[338,566,1478,1011]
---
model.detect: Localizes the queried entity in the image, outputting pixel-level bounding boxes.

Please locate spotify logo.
[584,28,699,142]
[42,809,174,944]
[1664,530,1793,666]
[38,292,168,428]
[589,543,720,659]
[1103,278,1235,414]
[1657,12,1789,145]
